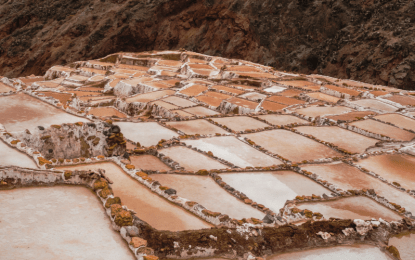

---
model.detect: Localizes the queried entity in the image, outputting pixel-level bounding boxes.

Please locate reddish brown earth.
[0,0,414,89]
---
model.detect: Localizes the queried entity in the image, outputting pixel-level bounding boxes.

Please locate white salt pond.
[184,136,282,168]
[219,171,331,213]
[115,122,179,147]
[0,93,89,133]
[0,140,37,168]
[58,162,212,231]
[297,196,402,221]
[159,146,228,171]
[151,174,265,220]
[389,231,415,260]
[267,245,390,260]
[0,186,134,260]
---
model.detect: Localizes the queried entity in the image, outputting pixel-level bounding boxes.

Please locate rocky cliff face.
[0,0,414,89]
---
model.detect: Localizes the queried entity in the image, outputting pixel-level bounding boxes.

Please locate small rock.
[129,237,147,248]
[165,188,177,195]
[262,214,274,224]
[316,231,331,240]
[38,126,45,130]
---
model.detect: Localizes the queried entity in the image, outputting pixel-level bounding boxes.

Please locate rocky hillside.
[0,0,414,89]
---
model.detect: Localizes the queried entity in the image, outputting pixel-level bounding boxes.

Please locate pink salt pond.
[256,114,309,126]
[297,196,402,221]
[294,126,379,154]
[211,116,270,132]
[389,231,415,260]
[88,107,127,118]
[351,99,398,112]
[242,130,341,162]
[0,82,14,93]
[150,174,265,220]
[130,155,172,171]
[0,93,89,133]
[115,122,179,147]
[294,105,353,118]
[184,136,282,168]
[159,146,228,171]
[219,171,331,213]
[182,106,220,116]
[0,186,135,260]
[166,119,228,135]
[350,119,415,141]
[161,96,197,107]
[57,163,213,231]
[302,162,415,213]
[357,154,415,191]
[267,245,390,260]
[307,92,340,103]
[374,113,415,131]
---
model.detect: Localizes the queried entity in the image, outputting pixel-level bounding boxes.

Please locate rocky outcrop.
[0,0,414,89]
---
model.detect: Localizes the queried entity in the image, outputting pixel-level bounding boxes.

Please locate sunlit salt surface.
[302,162,415,213]
[295,126,379,154]
[297,196,402,221]
[211,116,270,132]
[159,146,228,171]
[0,186,134,260]
[389,231,415,260]
[115,122,179,147]
[219,171,331,212]
[351,99,398,112]
[57,162,213,231]
[267,245,390,260]
[184,136,282,168]
[357,154,415,190]
[151,174,265,219]
[166,119,228,135]
[130,155,172,171]
[256,114,309,126]
[0,93,89,133]
[0,140,37,168]
[350,119,415,141]
[242,130,341,162]
[374,113,415,131]
[294,106,352,118]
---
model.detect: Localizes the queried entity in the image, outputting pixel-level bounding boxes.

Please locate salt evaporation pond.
[256,114,309,126]
[389,231,415,260]
[0,93,89,132]
[151,174,265,220]
[57,162,212,231]
[219,171,331,213]
[166,119,228,135]
[159,146,228,171]
[115,122,179,147]
[302,162,415,213]
[211,116,270,132]
[130,155,172,171]
[357,154,415,190]
[184,136,282,168]
[297,196,402,221]
[0,140,37,168]
[0,186,134,260]
[267,245,390,260]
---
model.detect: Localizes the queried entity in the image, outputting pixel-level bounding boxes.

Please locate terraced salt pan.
[212,85,245,95]
[263,86,287,93]
[297,196,402,221]
[324,85,361,96]
[57,163,212,231]
[374,114,415,131]
[150,100,179,110]
[242,130,341,162]
[294,106,353,118]
[151,174,265,220]
[0,140,37,168]
[172,110,194,117]
[179,84,208,97]
[357,154,415,191]
[211,116,270,132]
[350,119,415,141]
[256,114,309,126]
[261,101,287,111]
[0,93,89,133]
[385,95,415,106]
[219,171,330,212]
[0,186,134,260]
[161,96,197,107]
[183,106,220,116]
[279,88,303,97]
[159,146,228,171]
[184,136,282,168]
[266,96,306,105]
[130,155,172,171]
[125,90,175,103]
[88,107,127,118]
[239,92,267,101]
[166,119,228,135]
[389,231,415,260]
[351,99,398,112]
[302,162,415,213]
[115,122,179,147]
[196,95,225,107]
[294,126,379,154]
[327,111,376,122]
[267,245,390,260]
[307,92,340,103]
